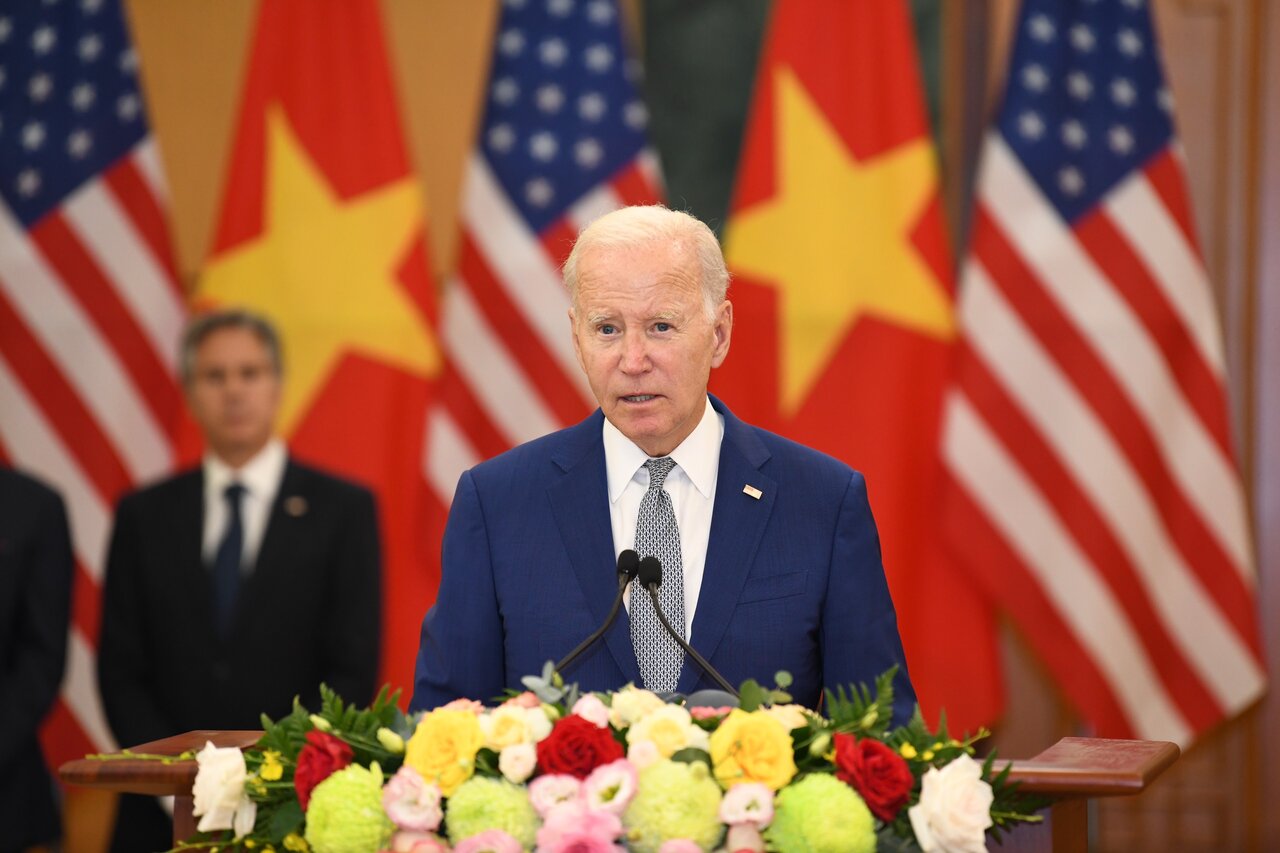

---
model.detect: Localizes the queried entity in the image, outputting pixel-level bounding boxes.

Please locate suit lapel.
[680,398,776,693]
[546,414,643,687]
[177,470,214,632]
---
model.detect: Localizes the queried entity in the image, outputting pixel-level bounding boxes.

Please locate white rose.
[908,754,994,853]
[608,685,665,728]
[526,705,554,742]
[571,693,611,728]
[626,704,708,757]
[192,741,255,835]
[480,705,538,750]
[499,742,538,783]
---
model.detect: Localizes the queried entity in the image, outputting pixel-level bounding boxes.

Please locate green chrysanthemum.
[623,759,724,853]
[304,763,394,853]
[444,776,539,849]
[764,773,875,853]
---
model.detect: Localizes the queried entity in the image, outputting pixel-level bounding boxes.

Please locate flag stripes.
[0,137,184,762]
[946,79,1264,741]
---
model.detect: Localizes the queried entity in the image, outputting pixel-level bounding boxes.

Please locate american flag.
[0,0,184,763]
[423,0,661,501]
[941,0,1264,743]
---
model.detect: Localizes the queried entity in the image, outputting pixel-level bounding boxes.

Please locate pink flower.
[527,773,583,818]
[658,841,702,853]
[539,834,624,853]
[453,829,522,853]
[441,698,485,715]
[626,739,660,770]
[719,782,774,828]
[725,824,767,852]
[386,830,451,853]
[382,766,443,832]
[571,694,612,728]
[502,691,542,709]
[689,705,734,721]
[582,759,638,815]
[537,800,623,850]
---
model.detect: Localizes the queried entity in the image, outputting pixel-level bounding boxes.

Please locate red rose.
[294,730,354,810]
[535,714,624,779]
[833,733,914,821]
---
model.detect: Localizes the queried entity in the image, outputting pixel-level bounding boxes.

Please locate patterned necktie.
[630,457,685,693]
[212,482,246,639]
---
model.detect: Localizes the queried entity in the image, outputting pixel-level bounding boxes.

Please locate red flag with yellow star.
[196,0,440,694]
[719,0,1000,729]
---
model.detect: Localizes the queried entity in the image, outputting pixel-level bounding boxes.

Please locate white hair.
[562,205,730,316]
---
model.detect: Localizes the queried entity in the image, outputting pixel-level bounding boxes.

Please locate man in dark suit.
[99,309,381,851]
[412,206,914,722]
[0,469,72,853]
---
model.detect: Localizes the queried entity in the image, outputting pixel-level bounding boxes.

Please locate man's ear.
[710,300,733,368]
[569,307,586,372]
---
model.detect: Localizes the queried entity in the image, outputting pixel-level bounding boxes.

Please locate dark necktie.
[629,457,685,692]
[212,483,246,638]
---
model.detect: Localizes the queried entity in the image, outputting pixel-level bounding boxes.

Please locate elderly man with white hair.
[412,205,914,722]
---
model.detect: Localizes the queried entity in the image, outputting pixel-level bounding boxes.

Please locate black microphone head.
[617,549,640,580]
[637,555,662,589]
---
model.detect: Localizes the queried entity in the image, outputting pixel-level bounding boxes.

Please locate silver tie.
[630,457,685,692]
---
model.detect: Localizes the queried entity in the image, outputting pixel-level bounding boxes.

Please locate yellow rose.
[404,709,484,796]
[626,704,709,758]
[709,709,797,791]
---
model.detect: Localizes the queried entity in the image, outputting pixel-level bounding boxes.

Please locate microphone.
[555,550,640,677]
[637,556,739,698]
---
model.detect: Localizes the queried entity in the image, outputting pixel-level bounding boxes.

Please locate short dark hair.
[180,309,283,385]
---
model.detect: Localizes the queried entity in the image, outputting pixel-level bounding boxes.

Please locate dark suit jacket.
[0,469,72,852]
[412,396,915,723]
[98,458,382,746]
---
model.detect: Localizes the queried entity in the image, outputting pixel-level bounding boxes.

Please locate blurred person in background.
[98,309,382,851]
[0,469,72,853]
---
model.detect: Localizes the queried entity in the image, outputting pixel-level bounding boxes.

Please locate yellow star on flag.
[198,107,439,434]
[725,66,953,415]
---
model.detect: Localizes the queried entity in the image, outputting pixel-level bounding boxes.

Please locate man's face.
[185,327,281,465]
[570,240,732,457]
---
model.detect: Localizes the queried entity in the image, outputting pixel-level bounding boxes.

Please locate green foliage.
[823,666,896,739]
[670,747,713,769]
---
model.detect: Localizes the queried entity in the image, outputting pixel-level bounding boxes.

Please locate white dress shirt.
[603,396,723,637]
[201,438,287,572]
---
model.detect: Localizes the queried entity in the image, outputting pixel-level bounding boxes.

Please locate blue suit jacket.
[412,396,915,722]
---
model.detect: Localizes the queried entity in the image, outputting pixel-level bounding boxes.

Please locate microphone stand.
[640,563,739,698]
[554,550,639,678]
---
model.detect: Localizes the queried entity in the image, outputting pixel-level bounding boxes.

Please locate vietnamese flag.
[719,0,1000,729]
[194,0,440,696]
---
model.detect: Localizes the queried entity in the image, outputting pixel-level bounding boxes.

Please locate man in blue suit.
[412,206,914,722]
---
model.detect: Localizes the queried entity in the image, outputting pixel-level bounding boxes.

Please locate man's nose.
[619,335,650,373]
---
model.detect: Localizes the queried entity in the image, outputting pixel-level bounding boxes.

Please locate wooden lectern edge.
[59,731,1180,801]
[1003,736,1181,796]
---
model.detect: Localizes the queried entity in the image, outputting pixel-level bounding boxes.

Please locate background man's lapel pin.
[284,495,308,517]
[742,484,763,500]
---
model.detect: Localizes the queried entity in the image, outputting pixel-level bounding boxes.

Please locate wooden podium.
[60,732,1178,851]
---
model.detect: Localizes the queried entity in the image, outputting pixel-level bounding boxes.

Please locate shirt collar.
[204,438,287,500]
[603,397,723,502]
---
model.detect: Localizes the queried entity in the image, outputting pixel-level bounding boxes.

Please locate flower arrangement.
[171,666,1043,853]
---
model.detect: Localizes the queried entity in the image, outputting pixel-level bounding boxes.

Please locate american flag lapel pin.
[742,484,763,500]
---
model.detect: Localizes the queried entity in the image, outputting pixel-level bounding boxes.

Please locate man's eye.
[599,324,618,335]
[654,322,672,333]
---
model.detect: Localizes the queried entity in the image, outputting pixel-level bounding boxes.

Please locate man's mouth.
[621,394,658,403]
